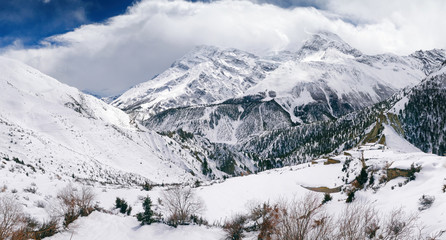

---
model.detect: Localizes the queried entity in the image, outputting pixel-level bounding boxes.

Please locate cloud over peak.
[2,0,446,96]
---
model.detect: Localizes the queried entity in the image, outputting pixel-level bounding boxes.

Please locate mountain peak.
[409,49,446,75]
[298,32,362,58]
[171,45,257,70]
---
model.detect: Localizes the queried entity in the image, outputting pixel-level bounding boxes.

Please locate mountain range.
[109,32,446,177]
[1,32,443,183]
[1,32,446,239]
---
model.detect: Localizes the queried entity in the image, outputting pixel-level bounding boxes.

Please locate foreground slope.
[0,56,217,184]
[44,132,446,239]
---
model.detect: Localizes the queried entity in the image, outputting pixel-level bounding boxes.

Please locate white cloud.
[2,0,446,96]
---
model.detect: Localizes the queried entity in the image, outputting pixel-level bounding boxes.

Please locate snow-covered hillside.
[0,56,220,184]
[10,124,439,240]
[389,64,446,156]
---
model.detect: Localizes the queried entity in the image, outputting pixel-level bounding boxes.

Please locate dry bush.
[30,219,59,240]
[380,208,418,240]
[418,195,435,211]
[226,193,437,240]
[77,186,96,216]
[55,184,96,229]
[337,203,381,239]
[9,217,59,240]
[0,195,25,240]
[249,202,280,240]
[275,193,334,240]
[223,215,247,240]
[336,203,418,240]
[161,186,204,226]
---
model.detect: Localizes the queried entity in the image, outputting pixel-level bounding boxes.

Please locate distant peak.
[410,48,446,75]
[298,32,362,58]
[171,45,256,70]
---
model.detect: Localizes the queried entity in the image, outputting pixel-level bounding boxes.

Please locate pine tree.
[322,193,332,204]
[356,167,368,187]
[137,196,154,225]
[346,191,355,203]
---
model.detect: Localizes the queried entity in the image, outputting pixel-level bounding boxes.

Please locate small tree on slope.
[137,197,154,225]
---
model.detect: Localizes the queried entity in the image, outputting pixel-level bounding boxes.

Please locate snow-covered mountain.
[390,63,446,155]
[0,56,225,184]
[113,32,445,126]
[139,61,446,176]
[113,46,277,121]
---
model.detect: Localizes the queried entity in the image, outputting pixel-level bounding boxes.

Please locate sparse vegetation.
[141,181,153,191]
[221,193,430,240]
[223,215,246,240]
[407,163,421,181]
[162,186,205,226]
[0,195,25,239]
[248,202,280,240]
[418,195,435,211]
[56,184,96,229]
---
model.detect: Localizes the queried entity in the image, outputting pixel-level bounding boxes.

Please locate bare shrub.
[0,195,25,239]
[381,208,418,239]
[10,216,59,240]
[224,194,433,240]
[275,193,334,240]
[336,202,418,240]
[55,184,96,229]
[418,195,435,211]
[337,203,381,239]
[77,186,96,216]
[23,187,37,194]
[223,215,247,240]
[161,186,205,226]
[36,200,46,209]
[249,202,280,240]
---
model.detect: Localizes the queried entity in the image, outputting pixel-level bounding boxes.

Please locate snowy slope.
[0,56,217,184]
[389,64,446,155]
[37,133,446,239]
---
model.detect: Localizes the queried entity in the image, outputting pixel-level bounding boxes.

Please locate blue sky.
[0,0,327,48]
[0,0,135,47]
[1,0,446,97]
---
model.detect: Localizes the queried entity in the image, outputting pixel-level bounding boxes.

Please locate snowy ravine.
[0,56,227,184]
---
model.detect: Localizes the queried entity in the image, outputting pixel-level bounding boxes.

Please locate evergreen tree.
[346,191,355,203]
[137,196,154,225]
[356,167,368,187]
[322,193,332,204]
